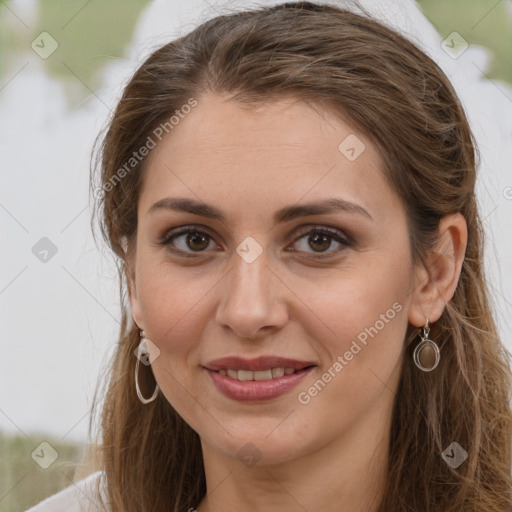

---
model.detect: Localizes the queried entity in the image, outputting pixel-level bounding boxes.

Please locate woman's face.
[129,93,421,465]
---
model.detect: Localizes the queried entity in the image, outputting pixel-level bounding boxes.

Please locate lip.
[204,356,317,372]
[206,366,316,402]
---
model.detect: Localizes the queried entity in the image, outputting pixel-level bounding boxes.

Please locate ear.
[408,213,467,327]
[125,243,144,331]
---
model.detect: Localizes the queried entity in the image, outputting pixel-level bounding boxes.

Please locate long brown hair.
[88,2,512,510]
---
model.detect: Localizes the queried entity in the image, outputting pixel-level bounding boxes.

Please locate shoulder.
[24,470,107,512]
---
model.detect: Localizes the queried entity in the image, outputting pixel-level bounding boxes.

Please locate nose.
[215,244,288,340]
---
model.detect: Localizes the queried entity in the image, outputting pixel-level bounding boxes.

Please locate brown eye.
[290,226,350,256]
[307,232,332,252]
[159,224,350,258]
[185,232,210,251]
[160,227,216,255]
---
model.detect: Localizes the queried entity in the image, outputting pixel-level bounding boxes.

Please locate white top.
[24,471,108,512]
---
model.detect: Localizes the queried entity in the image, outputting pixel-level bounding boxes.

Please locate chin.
[211,431,306,467]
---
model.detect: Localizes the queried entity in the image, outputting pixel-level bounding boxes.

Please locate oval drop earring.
[413,318,440,372]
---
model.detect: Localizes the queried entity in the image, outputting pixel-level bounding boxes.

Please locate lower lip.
[205,367,315,402]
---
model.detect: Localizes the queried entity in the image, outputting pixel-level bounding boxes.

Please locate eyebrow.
[147,196,373,224]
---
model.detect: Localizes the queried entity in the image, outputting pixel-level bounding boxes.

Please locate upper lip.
[203,356,317,372]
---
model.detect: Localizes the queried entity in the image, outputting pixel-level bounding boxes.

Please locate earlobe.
[408,213,467,327]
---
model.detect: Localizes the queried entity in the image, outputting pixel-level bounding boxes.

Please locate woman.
[27,1,512,511]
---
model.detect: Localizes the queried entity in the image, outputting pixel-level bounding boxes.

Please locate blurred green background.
[0,431,95,512]
[0,0,511,510]
[1,0,511,101]
[0,0,152,103]
[417,0,512,85]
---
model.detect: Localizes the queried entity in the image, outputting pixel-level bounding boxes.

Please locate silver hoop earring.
[135,330,159,404]
[413,318,440,372]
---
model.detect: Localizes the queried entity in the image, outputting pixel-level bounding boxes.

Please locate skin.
[128,92,467,512]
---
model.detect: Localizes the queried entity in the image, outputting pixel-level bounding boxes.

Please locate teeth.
[238,370,254,381]
[271,367,285,378]
[218,367,299,381]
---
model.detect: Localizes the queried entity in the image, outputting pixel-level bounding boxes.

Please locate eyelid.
[159,224,218,246]
[291,224,351,244]
[158,224,219,257]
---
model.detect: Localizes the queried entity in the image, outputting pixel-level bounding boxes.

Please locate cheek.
[293,267,408,432]
[299,256,410,372]
[135,257,212,372]
[136,263,206,417]
[136,251,195,327]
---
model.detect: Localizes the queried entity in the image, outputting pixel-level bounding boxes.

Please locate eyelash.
[158,224,351,258]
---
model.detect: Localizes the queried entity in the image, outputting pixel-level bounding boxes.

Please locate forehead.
[139,93,401,224]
